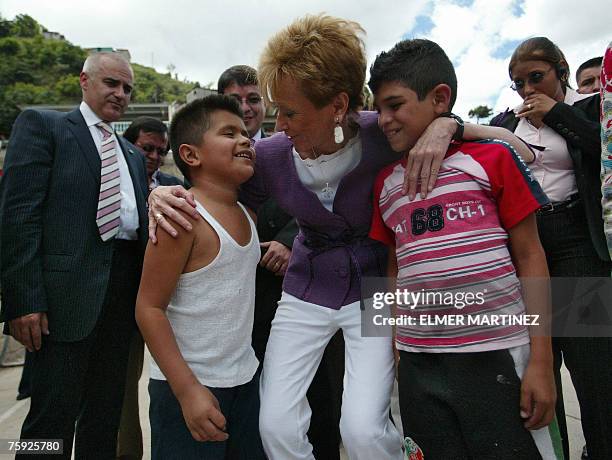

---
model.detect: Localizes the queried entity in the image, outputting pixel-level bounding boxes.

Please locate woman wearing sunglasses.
[491,37,612,460]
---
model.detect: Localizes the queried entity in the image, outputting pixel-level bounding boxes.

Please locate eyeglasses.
[510,68,554,91]
[136,143,168,156]
[229,95,263,107]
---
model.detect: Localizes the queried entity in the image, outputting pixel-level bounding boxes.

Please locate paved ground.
[0,347,586,459]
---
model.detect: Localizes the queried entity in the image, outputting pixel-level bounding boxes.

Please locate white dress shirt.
[251,129,263,142]
[514,88,591,202]
[80,102,139,240]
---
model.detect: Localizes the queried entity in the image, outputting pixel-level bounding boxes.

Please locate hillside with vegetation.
[0,14,199,137]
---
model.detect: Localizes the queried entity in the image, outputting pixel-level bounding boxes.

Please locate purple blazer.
[240,111,400,308]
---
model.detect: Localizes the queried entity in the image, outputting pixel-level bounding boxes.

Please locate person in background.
[491,37,612,460]
[218,64,344,458]
[124,116,183,189]
[0,51,149,459]
[217,65,267,141]
[576,57,603,95]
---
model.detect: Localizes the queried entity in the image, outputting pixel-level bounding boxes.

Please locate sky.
[2,0,609,122]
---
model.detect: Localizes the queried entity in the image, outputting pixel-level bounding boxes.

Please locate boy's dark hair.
[368,39,457,110]
[169,94,243,180]
[217,65,258,94]
[123,116,167,144]
[576,56,603,83]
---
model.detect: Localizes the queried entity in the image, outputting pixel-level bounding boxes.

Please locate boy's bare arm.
[135,214,228,442]
[507,214,555,430]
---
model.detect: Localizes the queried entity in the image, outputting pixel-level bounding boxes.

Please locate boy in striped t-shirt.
[368,39,562,459]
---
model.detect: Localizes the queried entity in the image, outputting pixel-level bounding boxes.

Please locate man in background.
[124,116,183,190]
[0,51,148,459]
[576,56,603,94]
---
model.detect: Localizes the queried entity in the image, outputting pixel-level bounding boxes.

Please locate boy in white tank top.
[136,95,264,459]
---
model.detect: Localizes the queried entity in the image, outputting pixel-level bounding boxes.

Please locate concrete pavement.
[0,348,586,459]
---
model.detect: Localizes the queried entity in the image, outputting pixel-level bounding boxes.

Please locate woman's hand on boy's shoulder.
[148,185,199,243]
[404,117,455,200]
[179,383,228,442]
[520,358,556,430]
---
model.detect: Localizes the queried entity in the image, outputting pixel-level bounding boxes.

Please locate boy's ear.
[178,144,202,168]
[431,84,452,115]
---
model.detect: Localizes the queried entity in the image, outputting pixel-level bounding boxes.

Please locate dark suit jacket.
[156,171,183,187]
[491,94,610,262]
[253,129,298,253]
[0,108,149,341]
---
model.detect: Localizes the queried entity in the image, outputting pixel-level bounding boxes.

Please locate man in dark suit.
[218,65,343,460]
[123,116,183,190]
[0,51,148,459]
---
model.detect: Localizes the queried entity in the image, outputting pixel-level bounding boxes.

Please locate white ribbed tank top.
[149,201,260,387]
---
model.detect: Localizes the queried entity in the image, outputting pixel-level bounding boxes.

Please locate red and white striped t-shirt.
[370,140,548,353]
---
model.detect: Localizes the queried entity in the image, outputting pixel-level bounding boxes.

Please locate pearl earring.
[334,117,344,144]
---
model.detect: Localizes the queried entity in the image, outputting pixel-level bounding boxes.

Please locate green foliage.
[55,75,82,99]
[131,64,194,104]
[0,16,86,135]
[0,16,12,38]
[10,14,41,38]
[0,36,21,55]
[0,15,198,136]
[468,105,493,124]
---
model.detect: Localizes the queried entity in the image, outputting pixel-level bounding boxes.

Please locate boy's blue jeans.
[148,370,265,460]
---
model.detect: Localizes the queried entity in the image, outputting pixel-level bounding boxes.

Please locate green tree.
[0,15,199,136]
[0,16,13,38]
[55,75,82,100]
[468,105,493,124]
[0,36,21,55]
[10,14,40,38]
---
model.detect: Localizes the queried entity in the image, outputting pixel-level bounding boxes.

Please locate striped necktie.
[96,122,121,241]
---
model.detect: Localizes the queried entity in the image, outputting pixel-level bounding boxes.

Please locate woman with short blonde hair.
[259,15,366,112]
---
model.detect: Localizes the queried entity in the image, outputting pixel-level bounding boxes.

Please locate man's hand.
[404,117,455,200]
[147,185,198,243]
[179,384,228,442]
[260,241,291,275]
[517,94,557,128]
[520,359,556,430]
[9,313,49,352]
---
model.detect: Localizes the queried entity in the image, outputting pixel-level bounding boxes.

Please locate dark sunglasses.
[136,143,168,156]
[510,68,553,91]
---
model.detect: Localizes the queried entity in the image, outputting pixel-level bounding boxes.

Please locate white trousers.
[259,293,403,460]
